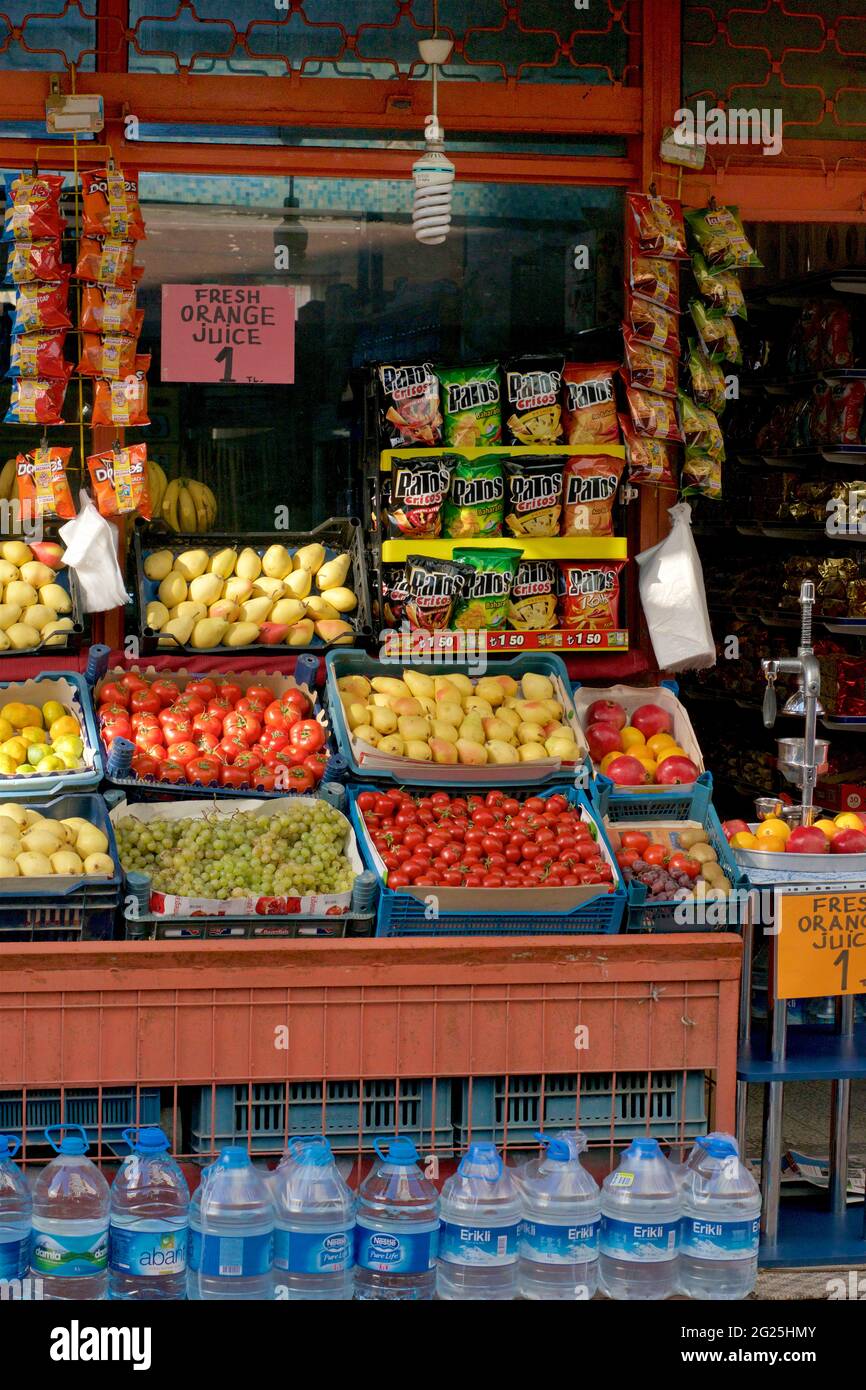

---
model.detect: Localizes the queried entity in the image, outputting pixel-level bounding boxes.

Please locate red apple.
[830,828,866,855]
[586,721,623,762]
[30,540,65,569]
[606,754,650,787]
[656,755,700,785]
[631,703,673,738]
[722,819,749,842]
[586,699,626,731]
[786,826,830,854]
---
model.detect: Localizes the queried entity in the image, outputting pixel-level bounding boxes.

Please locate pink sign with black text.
[160,284,295,384]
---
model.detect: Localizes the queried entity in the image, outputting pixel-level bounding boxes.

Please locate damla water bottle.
[598,1137,680,1300]
[30,1125,110,1301]
[272,1137,355,1300]
[109,1126,189,1301]
[518,1130,600,1300]
[188,1147,274,1300]
[0,1136,31,1288]
[437,1143,521,1301]
[354,1136,439,1301]
[679,1136,761,1300]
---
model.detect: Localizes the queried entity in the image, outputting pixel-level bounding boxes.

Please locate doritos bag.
[5,377,67,426]
[87,442,151,518]
[10,281,71,334]
[91,356,150,427]
[80,283,143,336]
[81,167,146,242]
[3,172,64,242]
[77,333,139,380]
[15,446,75,521]
[8,332,69,379]
[74,237,142,289]
[561,454,624,537]
[562,362,619,444]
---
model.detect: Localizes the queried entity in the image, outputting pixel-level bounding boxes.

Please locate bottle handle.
[459,1149,503,1181]
[44,1123,88,1153]
[287,1134,325,1159]
[1,1136,20,1158]
[373,1137,389,1163]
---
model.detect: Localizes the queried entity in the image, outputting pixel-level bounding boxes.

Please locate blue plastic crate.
[347,781,625,936]
[326,649,587,788]
[0,671,104,797]
[454,1071,707,1148]
[591,772,751,933]
[0,1087,160,1147]
[190,1079,453,1155]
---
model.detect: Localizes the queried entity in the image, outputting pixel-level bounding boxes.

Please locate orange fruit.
[756,818,790,842]
[636,755,657,777]
[646,733,676,756]
[730,831,759,850]
[600,751,620,774]
[834,813,863,831]
[813,819,839,840]
[620,726,646,750]
[753,835,786,853]
[656,745,687,763]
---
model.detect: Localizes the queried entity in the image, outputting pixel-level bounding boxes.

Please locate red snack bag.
[91,355,150,427]
[80,283,143,336]
[829,381,866,445]
[625,295,680,356]
[74,237,142,289]
[628,250,680,311]
[557,560,625,632]
[81,167,146,242]
[623,328,678,394]
[561,454,624,536]
[5,240,67,285]
[10,281,72,333]
[87,442,151,518]
[5,377,67,426]
[808,381,832,444]
[77,333,139,380]
[619,412,677,487]
[15,445,75,521]
[628,191,686,259]
[821,304,854,370]
[4,172,65,242]
[624,380,683,441]
[561,362,619,444]
[9,331,69,379]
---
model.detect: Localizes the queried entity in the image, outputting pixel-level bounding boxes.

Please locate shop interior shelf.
[380,536,628,564]
[737,1022,866,1082]
[759,1194,866,1269]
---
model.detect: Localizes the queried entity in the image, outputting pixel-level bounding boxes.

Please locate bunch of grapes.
[115,801,354,900]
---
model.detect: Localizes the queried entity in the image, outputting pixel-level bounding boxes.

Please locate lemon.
[730,831,759,850]
[756,817,790,842]
[620,726,646,750]
[656,745,687,763]
[813,819,839,841]
[646,733,676,756]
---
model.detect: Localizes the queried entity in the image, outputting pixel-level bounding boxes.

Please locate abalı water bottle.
[0,1135,31,1287]
[598,1137,680,1300]
[109,1126,189,1300]
[679,1135,761,1300]
[272,1137,355,1300]
[518,1130,600,1300]
[437,1142,521,1301]
[30,1125,110,1300]
[354,1135,439,1301]
[187,1147,274,1300]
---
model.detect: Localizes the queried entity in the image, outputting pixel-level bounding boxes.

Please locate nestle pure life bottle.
[354,1136,439,1301]
[271,1137,355,1300]
[187,1147,274,1300]
[30,1124,110,1300]
[518,1130,600,1300]
[598,1137,680,1300]
[0,1135,31,1286]
[679,1135,761,1299]
[109,1126,189,1300]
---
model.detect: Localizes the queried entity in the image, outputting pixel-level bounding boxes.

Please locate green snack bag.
[691,251,747,319]
[677,389,725,463]
[685,203,761,270]
[689,298,741,364]
[438,363,502,446]
[442,455,505,538]
[686,338,727,414]
[451,547,521,631]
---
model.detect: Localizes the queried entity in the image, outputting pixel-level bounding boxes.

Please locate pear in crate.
[174,549,210,581]
[144,549,175,581]
[261,544,294,580]
[209,548,238,579]
[282,568,312,601]
[236,548,262,581]
[224,622,261,647]
[316,553,350,591]
[320,587,356,614]
[286,618,315,646]
[191,618,229,649]
[294,542,325,574]
[158,616,194,647]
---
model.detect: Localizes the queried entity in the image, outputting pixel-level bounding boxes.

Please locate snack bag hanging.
[5,377,67,425]
[91,355,151,427]
[620,413,677,487]
[562,361,619,444]
[3,241,67,286]
[80,283,143,336]
[8,331,69,379]
[622,329,678,395]
[377,363,442,446]
[438,363,501,446]
[503,455,562,536]
[503,354,564,444]
[624,380,683,441]
[691,252,747,318]
[685,339,727,414]
[3,172,65,242]
[441,455,505,538]
[87,442,151,519]
[689,298,741,364]
[451,547,521,631]
[625,297,680,356]
[685,203,761,270]
[10,281,72,333]
[74,236,142,289]
[508,559,558,631]
[385,453,455,538]
[81,167,146,241]
[77,333,139,380]
[628,251,680,311]
[15,445,75,521]
[561,453,624,536]
[557,560,625,632]
[627,190,687,259]
[404,554,474,632]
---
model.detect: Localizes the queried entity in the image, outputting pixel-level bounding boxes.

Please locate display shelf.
[738,1022,866,1083]
[378,442,626,472]
[748,267,866,306]
[823,616,866,635]
[380,535,627,563]
[758,1195,866,1269]
[381,627,628,655]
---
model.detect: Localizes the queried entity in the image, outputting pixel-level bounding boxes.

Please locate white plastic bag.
[635,501,716,672]
[59,490,129,613]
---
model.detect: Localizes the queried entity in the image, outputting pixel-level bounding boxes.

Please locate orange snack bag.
[75,237,142,289]
[87,442,151,518]
[561,454,625,537]
[77,333,139,379]
[80,284,143,336]
[562,362,619,445]
[91,355,150,427]
[81,167,146,242]
[558,560,624,632]
[15,445,75,521]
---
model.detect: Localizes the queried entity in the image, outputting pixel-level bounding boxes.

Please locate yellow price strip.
[775,889,866,1000]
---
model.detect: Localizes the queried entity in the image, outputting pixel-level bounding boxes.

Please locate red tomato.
[134,727,163,752]
[374,794,399,817]
[194,731,220,755]
[668,853,701,879]
[524,797,546,813]
[102,714,133,742]
[616,849,640,868]
[224,711,262,745]
[120,673,150,693]
[357,792,378,813]
[389,872,411,889]
[245,685,274,709]
[160,707,193,732]
[186,678,218,703]
[544,794,569,815]
[281,688,311,716]
[130,688,161,716]
[193,711,224,739]
[233,749,264,771]
[157,759,187,784]
[150,679,181,708]
[97,680,129,707]
[164,722,194,747]
[577,841,600,863]
[143,741,168,764]
[287,719,326,754]
[280,765,315,794]
[130,754,159,780]
[482,873,505,888]
[263,701,290,732]
[169,740,198,766]
[213,681,241,706]
[620,830,651,854]
[644,844,668,865]
[172,694,206,717]
[219,764,253,789]
[302,753,327,784]
[217,737,247,764]
[250,768,276,792]
[129,711,160,731]
[207,697,233,718]
[186,756,221,786]
[259,728,288,754]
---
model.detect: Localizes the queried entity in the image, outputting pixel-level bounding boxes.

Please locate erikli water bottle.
[598,1137,680,1300]
[0,1136,31,1287]
[188,1147,274,1300]
[518,1130,600,1300]
[30,1125,110,1301]
[271,1137,355,1300]
[437,1143,521,1301]
[678,1135,761,1300]
[109,1126,189,1300]
[354,1136,439,1301]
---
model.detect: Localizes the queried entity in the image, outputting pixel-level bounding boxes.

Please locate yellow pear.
[294,543,325,574]
[158,616,194,647]
[174,548,210,581]
[38,583,72,614]
[251,577,286,600]
[269,597,306,626]
[42,618,73,646]
[316,553,351,591]
[20,561,55,589]
[209,548,238,579]
[144,549,175,581]
[376,735,405,757]
[239,596,274,625]
[282,568,312,601]
[286,619,315,646]
[320,586,357,614]
[236,548,263,581]
[5,581,36,609]
[158,571,187,608]
[261,544,294,580]
[6,623,40,650]
[402,670,435,699]
[173,601,207,623]
[0,604,22,631]
[224,576,254,604]
[1,541,32,567]
[224,622,261,647]
[188,572,224,606]
[146,601,169,632]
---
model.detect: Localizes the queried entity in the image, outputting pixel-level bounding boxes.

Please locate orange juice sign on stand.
[775,889,866,999]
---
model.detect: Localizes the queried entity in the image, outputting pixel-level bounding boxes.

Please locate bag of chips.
[508,560,558,631]
[830,381,866,445]
[87,442,151,519]
[677,391,725,487]
[561,453,624,537]
[629,251,680,311]
[4,376,67,426]
[4,240,66,286]
[503,456,562,537]
[624,381,683,441]
[685,203,761,270]
[627,191,687,259]
[685,339,726,414]
[15,445,75,521]
[404,554,474,632]
[74,237,142,289]
[691,252,747,319]
[381,564,410,629]
[385,453,455,538]
[81,167,146,242]
[558,560,625,632]
[441,456,505,538]
[808,381,833,445]
[562,361,619,444]
[8,331,69,379]
[623,328,678,395]
[77,333,140,380]
[80,283,143,337]
[620,413,678,488]
[377,362,442,447]
[681,448,722,501]
[821,304,854,370]
[10,281,71,334]
[689,298,741,364]
[451,547,521,631]
[503,354,564,444]
[3,172,64,242]
[625,297,680,356]
[438,363,501,446]
[91,356,151,427]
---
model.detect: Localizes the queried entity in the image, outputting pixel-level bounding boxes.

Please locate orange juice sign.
[161,284,295,384]
[776,889,866,999]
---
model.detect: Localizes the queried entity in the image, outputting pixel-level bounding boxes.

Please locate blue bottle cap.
[375,1135,418,1165]
[626,1137,663,1160]
[45,1124,89,1155]
[533,1131,572,1162]
[217,1146,251,1169]
[123,1125,170,1154]
[298,1142,332,1168]
[702,1137,737,1160]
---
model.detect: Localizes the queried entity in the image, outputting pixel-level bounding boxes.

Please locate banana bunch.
[159,476,218,534]
[0,459,18,503]
[146,459,167,518]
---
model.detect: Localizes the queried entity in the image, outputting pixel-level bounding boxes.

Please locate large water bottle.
[518,1130,600,1300]
[0,1136,31,1287]
[272,1137,355,1300]
[437,1143,521,1301]
[109,1126,189,1301]
[598,1137,680,1300]
[354,1135,439,1301]
[30,1125,110,1300]
[187,1147,274,1300]
[683,1131,740,1179]
[679,1136,761,1300]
